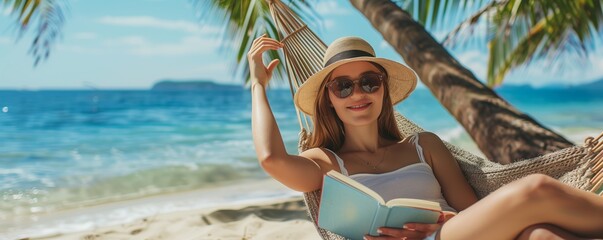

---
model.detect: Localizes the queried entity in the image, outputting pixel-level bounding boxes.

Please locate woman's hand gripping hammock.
[247,34,282,88]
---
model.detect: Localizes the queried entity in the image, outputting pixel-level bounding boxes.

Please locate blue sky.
[1,0,602,89]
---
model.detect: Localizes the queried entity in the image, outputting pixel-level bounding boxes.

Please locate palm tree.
[4,0,602,163]
[348,0,602,163]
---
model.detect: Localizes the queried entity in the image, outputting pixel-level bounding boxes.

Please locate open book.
[318,170,442,240]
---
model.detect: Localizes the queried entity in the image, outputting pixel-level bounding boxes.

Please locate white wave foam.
[0,168,38,180]
[0,168,55,189]
[437,125,465,142]
[552,126,602,145]
[1,179,300,240]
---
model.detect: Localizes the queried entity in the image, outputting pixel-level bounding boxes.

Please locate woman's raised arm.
[248,35,327,192]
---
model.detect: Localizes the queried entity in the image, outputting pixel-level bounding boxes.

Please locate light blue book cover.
[318,170,442,240]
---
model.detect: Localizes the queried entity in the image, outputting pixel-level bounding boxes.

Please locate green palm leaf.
[2,0,67,66]
[193,0,318,84]
[396,0,603,86]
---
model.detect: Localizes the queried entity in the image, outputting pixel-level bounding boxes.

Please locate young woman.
[249,35,603,240]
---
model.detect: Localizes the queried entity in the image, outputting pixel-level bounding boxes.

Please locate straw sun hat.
[294,36,418,116]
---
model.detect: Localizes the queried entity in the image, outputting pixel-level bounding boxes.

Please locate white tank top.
[325,133,457,213]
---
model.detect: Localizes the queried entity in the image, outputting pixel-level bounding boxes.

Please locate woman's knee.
[513,174,561,200]
[493,174,564,210]
[516,224,580,240]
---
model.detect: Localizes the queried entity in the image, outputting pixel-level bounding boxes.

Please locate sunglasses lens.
[360,73,382,93]
[330,78,354,98]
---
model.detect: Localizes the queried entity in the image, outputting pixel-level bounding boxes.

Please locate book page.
[385,198,442,211]
[327,170,385,204]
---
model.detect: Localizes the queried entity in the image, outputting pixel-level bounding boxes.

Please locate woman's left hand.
[364,223,441,240]
[364,211,456,240]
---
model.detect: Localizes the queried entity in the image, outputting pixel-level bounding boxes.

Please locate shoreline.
[22,196,319,240]
[3,178,304,240]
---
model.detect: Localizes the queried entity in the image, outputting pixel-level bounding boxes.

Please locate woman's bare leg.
[439,174,603,240]
[516,224,588,240]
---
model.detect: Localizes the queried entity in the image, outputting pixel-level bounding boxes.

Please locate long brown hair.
[307,62,403,151]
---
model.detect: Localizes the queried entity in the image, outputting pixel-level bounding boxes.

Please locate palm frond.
[192,0,318,85]
[394,0,493,39]
[487,18,544,86]
[487,0,603,86]
[2,0,68,66]
[441,0,507,47]
[395,0,603,86]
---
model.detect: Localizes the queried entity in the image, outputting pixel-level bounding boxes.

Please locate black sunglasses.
[325,72,385,98]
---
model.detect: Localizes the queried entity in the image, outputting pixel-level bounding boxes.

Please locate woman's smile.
[347,102,372,111]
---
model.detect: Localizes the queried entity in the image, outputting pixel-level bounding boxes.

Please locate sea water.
[0,87,601,237]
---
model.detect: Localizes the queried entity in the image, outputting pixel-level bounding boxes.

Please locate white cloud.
[442,20,489,46]
[511,48,603,86]
[0,36,11,44]
[105,35,147,46]
[585,51,603,81]
[312,1,352,31]
[323,19,336,29]
[73,32,97,40]
[168,62,230,78]
[455,50,488,80]
[104,35,221,56]
[315,1,352,16]
[431,30,448,42]
[380,40,390,49]
[3,7,11,16]
[97,16,221,35]
[57,45,104,54]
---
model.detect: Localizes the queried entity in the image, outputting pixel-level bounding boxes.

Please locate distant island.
[498,77,603,90]
[151,80,242,91]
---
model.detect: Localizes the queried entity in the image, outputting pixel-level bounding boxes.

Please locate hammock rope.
[586,131,603,191]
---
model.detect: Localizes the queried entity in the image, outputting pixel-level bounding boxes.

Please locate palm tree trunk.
[349,0,574,164]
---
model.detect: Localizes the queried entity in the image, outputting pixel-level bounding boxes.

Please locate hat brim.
[294,57,418,116]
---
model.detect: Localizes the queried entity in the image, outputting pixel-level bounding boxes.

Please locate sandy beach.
[26,198,318,240]
[5,179,320,240]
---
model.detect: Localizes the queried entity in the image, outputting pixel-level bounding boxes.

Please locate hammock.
[267,1,603,239]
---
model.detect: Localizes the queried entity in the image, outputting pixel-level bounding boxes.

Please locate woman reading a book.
[249,35,603,240]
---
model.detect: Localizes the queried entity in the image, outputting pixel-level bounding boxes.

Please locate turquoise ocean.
[0,86,602,237]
